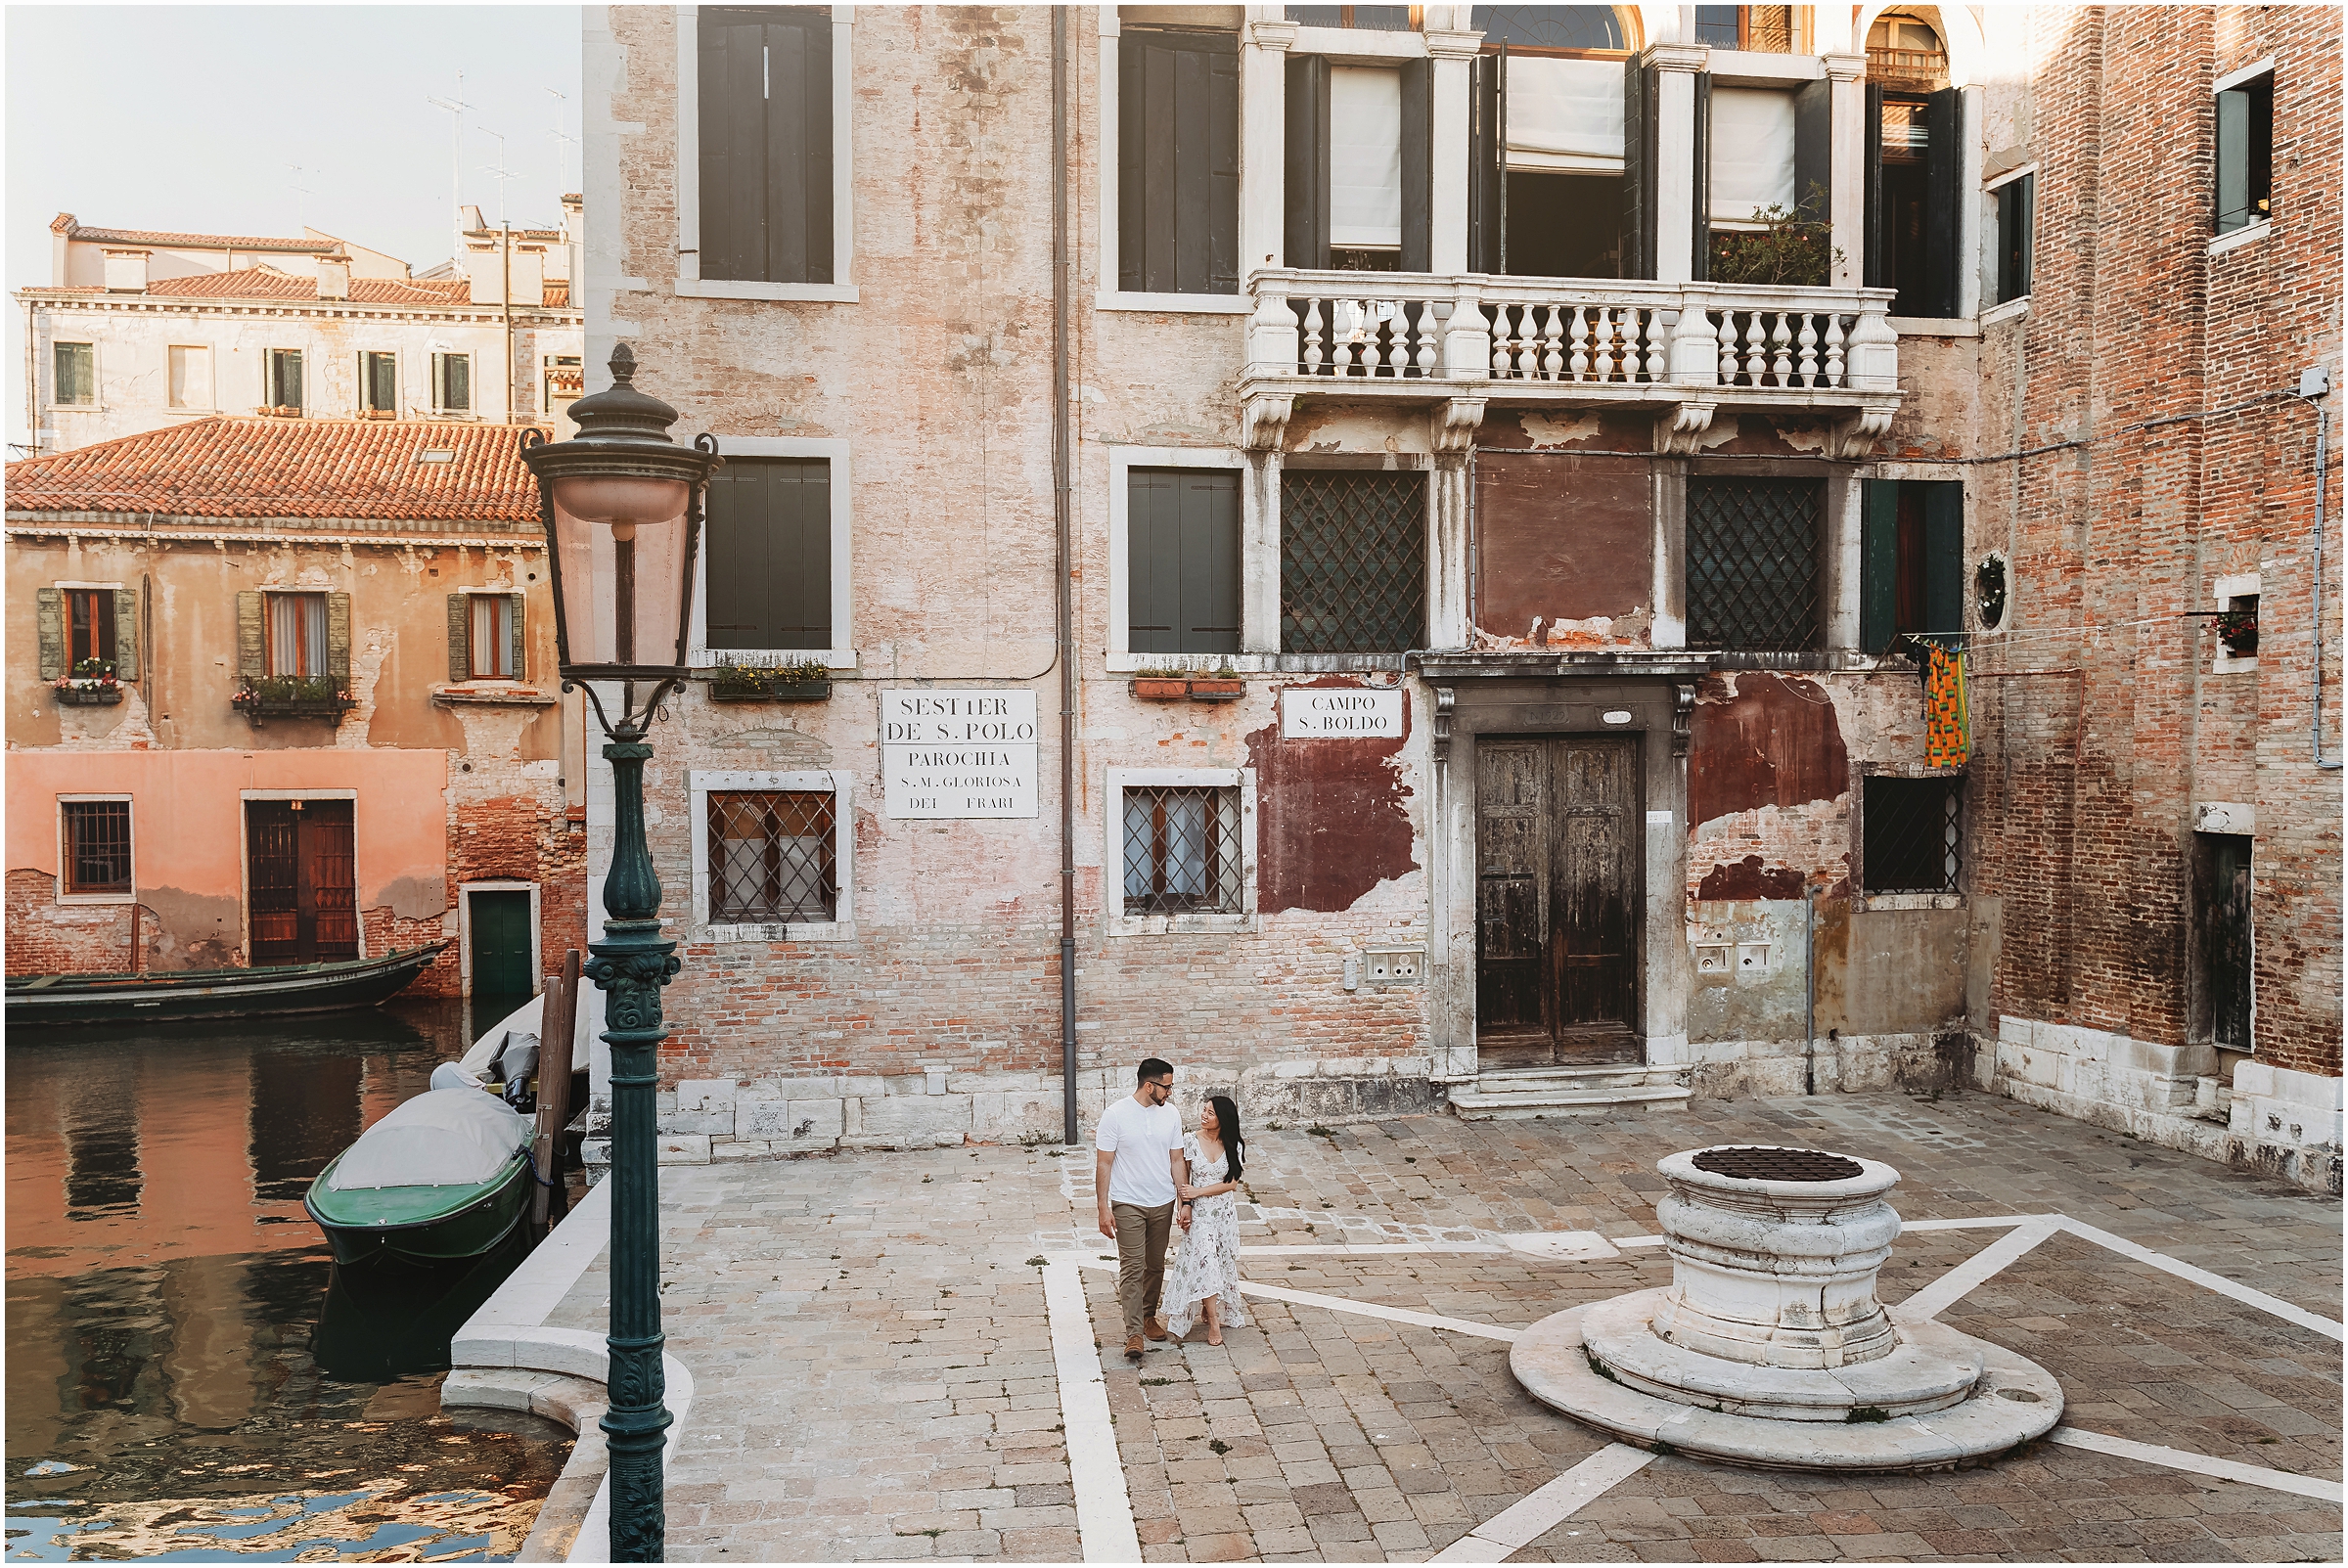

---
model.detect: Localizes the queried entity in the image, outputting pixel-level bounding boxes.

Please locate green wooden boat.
[303,1087,536,1268]
[6,942,447,1027]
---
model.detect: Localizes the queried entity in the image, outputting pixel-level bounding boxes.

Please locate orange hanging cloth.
[1925,643,1970,768]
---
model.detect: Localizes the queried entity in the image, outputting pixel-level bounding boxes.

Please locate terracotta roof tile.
[135,267,475,305]
[56,218,339,253]
[5,417,542,524]
[542,281,571,309]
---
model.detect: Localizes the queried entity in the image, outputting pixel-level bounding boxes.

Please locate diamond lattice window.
[1122,785,1243,916]
[1282,470,1426,653]
[708,790,836,922]
[1864,776,1963,894]
[1687,476,1824,651]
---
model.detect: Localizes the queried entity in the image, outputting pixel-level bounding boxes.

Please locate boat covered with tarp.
[6,943,447,1026]
[303,1088,536,1267]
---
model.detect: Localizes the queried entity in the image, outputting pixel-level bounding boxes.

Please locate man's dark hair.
[1137,1057,1174,1084]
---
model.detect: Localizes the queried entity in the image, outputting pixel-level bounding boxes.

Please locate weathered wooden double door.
[1475,736,1642,1063]
[247,800,358,965]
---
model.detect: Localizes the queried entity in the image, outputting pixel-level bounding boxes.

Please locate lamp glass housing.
[549,477,694,674]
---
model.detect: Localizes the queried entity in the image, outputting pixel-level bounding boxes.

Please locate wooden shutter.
[1123,27,1240,294]
[1620,59,1651,280]
[1861,479,1898,654]
[1688,72,1711,282]
[1863,82,1887,289]
[113,588,139,682]
[1180,471,1242,653]
[1128,470,1181,653]
[701,10,767,282]
[508,592,526,680]
[1205,41,1240,293]
[1400,59,1432,273]
[326,592,351,683]
[1284,53,1332,272]
[447,594,470,683]
[1922,481,1964,638]
[236,591,265,678]
[36,587,64,680]
[1469,54,1500,273]
[700,7,833,286]
[705,459,830,650]
[766,8,833,286]
[1922,87,1963,318]
[1793,77,1831,225]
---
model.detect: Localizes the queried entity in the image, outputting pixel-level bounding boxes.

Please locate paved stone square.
[526,1092,2341,1563]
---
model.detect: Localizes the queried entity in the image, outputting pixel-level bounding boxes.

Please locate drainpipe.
[2301,369,2340,769]
[1053,6,1079,1144]
[1802,883,1818,1096]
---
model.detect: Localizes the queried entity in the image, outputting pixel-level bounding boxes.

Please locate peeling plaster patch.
[1690,672,1848,827]
[1518,412,1604,449]
[378,874,451,923]
[1246,679,1418,914]
[1697,414,1825,456]
[1695,856,1808,900]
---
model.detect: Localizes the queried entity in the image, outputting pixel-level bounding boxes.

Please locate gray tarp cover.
[327,1088,533,1190]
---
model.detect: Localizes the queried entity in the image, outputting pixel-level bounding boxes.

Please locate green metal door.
[468,889,533,999]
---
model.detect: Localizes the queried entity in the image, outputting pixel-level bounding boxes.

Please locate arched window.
[1471,6,1629,53]
[1867,12,1948,87]
[1695,6,1794,54]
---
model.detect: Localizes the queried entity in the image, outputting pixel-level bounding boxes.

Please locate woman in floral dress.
[1163,1095,1247,1346]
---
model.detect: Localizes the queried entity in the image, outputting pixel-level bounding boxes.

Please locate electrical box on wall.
[1737,942,1773,974]
[1694,944,1734,975]
[1363,949,1423,985]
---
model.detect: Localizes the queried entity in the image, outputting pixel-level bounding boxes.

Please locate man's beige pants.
[1111,1200,1175,1337]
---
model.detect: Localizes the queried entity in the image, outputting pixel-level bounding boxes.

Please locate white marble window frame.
[1105,765,1258,938]
[687,436,856,671]
[689,767,857,942]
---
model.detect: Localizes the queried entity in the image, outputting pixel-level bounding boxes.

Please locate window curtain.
[1504,56,1625,173]
[471,595,514,677]
[270,595,326,678]
[1329,66,1403,248]
[1708,87,1797,221]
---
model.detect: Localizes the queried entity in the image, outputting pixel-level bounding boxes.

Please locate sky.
[5,2,583,451]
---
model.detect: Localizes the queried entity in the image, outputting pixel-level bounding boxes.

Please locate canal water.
[5,998,575,1561]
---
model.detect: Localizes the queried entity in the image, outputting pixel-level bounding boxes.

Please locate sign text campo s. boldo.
[1281,687,1405,739]
[881,690,1040,819]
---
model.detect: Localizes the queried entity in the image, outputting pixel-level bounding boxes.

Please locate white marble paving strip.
[1235,1280,1525,1344]
[1898,1214,2045,1232]
[1241,1243,1509,1256]
[2050,1426,2346,1502]
[1610,1234,1668,1248]
[1891,1217,2062,1322]
[1043,1256,1145,1564]
[1425,1443,1659,1561]
[2056,1219,2347,1343]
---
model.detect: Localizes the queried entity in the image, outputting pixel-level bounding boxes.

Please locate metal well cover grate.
[1687,477,1824,651]
[1122,785,1243,915]
[709,791,837,922]
[1282,470,1426,653]
[64,800,131,894]
[1692,1145,1866,1182]
[1864,775,1963,893]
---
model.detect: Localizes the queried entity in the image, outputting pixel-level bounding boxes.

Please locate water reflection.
[5,996,569,1561]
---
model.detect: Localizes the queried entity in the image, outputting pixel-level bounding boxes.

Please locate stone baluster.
[1795,313,1819,386]
[1299,295,1326,376]
[1770,313,1793,386]
[1414,301,1439,378]
[1743,312,1768,384]
[1596,307,1621,381]
[1823,314,1846,387]
[1541,305,1566,381]
[1567,306,1591,381]
[1718,310,1740,383]
[1645,308,1670,382]
[1490,303,1514,378]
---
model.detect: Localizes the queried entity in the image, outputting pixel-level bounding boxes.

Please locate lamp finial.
[609,342,637,386]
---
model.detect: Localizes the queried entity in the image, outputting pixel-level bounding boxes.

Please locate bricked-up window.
[1129,469,1241,655]
[1864,776,1962,894]
[53,342,95,406]
[1993,172,2033,304]
[1282,470,1426,652]
[708,790,836,922]
[704,457,833,651]
[1119,24,1240,295]
[1122,785,1243,915]
[700,6,834,285]
[1687,476,1823,651]
[63,800,132,895]
[2215,68,2274,235]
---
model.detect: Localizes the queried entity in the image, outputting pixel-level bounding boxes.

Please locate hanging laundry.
[1925,642,1970,768]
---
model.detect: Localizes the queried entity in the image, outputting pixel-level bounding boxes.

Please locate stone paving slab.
[538,1091,2339,1562]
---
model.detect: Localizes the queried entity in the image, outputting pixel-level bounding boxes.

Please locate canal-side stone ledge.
[620,1056,1443,1165]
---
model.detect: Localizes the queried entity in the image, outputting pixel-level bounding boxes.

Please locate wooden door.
[468,889,534,999]
[247,801,358,966]
[1475,736,1641,1061]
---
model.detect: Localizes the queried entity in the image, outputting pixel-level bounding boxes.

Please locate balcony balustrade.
[1241,269,1901,456]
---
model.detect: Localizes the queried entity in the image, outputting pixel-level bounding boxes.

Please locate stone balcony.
[1240,268,1902,457]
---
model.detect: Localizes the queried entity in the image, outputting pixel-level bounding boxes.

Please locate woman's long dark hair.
[1206,1095,1243,1183]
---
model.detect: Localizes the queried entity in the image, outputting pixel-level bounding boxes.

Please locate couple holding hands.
[1093,1057,1247,1361]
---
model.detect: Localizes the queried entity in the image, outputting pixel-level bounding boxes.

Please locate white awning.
[1506,56,1626,174]
[1709,86,1798,223]
[1331,65,1403,248]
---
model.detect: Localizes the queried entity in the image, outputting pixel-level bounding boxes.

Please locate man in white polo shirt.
[1095,1056,1185,1361]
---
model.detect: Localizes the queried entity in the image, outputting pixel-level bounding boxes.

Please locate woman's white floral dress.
[1162,1132,1248,1341]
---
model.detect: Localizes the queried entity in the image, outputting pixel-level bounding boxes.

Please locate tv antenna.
[427,72,474,237]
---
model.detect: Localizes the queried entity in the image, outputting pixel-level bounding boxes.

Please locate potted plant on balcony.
[1130,668,1190,700]
[1187,664,1245,702]
[1709,187,1842,289]
[708,656,832,701]
[2216,603,2259,656]
[232,674,355,726]
[53,658,123,706]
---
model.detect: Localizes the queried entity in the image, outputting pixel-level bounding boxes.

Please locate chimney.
[317,255,350,299]
[102,247,150,293]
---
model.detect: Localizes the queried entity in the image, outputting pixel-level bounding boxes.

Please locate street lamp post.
[521,344,719,1563]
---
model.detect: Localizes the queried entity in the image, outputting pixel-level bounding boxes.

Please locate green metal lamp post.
[521,344,719,1562]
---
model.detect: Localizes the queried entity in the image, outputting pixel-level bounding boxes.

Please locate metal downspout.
[1803,884,1817,1096]
[1053,6,1080,1143]
[2309,392,2340,769]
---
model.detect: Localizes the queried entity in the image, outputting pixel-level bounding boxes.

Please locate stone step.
[1468,1063,1691,1094]
[1449,1080,1694,1120]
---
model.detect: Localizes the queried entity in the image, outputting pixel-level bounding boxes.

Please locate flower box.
[2216,610,2259,656]
[53,682,123,706]
[1186,678,1245,702]
[709,679,832,702]
[1130,678,1190,700]
[239,698,355,725]
[232,677,353,727]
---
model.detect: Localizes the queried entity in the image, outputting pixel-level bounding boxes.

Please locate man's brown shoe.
[1124,1334,1145,1361]
[1145,1318,1169,1342]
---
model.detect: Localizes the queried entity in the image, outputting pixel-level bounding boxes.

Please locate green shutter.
[2216,88,2249,233]
[1861,480,1899,654]
[1922,481,1965,638]
[113,587,139,682]
[326,592,351,683]
[448,594,471,683]
[36,587,65,680]
[236,591,265,678]
[508,592,525,680]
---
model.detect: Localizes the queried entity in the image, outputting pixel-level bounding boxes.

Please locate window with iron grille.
[1687,475,1823,651]
[1282,470,1426,653]
[707,790,836,922]
[1863,776,1962,894]
[64,800,132,895]
[1122,785,1243,916]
